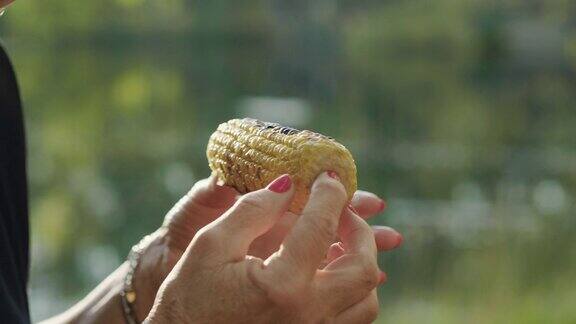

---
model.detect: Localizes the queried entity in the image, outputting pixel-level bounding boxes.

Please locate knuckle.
[235,194,268,216]
[349,222,373,240]
[267,280,308,309]
[356,258,379,290]
[246,261,309,310]
[191,227,220,251]
[306,211,338,243]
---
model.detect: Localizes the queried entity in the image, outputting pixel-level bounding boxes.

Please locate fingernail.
[212,174,226,187]
[327,170,340,181]
[395,234,404,248]
[348,204,359,214]
[378,271,387,284]
[267,174,292,193]
[210,173,225,187]
[379,199,387,212]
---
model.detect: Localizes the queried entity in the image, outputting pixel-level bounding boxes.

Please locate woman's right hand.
[144,172,382,323]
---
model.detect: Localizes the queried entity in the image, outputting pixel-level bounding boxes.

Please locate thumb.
[163,175,238,228]
[194,174,295,263]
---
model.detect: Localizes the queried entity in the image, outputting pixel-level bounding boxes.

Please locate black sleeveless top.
[0,43,31,324]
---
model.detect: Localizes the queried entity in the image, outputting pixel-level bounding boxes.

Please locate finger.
[318,210,379,311]
[316,254,379,312]
[195,175,240,209]
[372,226,403,252]
[325,227,402,266]
[325,242,345,265]
[271,171,348,279]
[338,207,377,257]
[192,174,295,263]
[334,289,379,324]
[252,192,390,260]
[351,191,386,219]
[164,175,238,227]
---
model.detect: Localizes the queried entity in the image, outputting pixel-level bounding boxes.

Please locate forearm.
[39,262,129,324]
[40,232,166,324]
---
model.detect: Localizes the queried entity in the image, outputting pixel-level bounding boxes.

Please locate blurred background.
[2,0,576,322]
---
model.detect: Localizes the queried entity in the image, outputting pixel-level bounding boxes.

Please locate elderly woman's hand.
[128,176,239,319]
[132,174,402,320]
[144,172,384,323]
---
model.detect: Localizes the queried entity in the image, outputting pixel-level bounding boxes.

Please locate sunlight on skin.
[0,0,14,8]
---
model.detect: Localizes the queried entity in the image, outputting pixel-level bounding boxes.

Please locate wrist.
[128,229,169,321]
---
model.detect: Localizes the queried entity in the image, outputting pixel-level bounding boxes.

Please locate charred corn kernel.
[206,118,357,214]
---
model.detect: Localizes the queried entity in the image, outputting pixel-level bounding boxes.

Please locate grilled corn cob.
[206,118,357,214]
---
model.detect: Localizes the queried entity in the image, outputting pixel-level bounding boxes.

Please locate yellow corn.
[206,118,357,214]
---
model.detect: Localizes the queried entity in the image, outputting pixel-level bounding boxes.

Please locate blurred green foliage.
[1,0,576,322]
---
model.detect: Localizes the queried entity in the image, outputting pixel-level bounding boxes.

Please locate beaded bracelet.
[121,234,153,324]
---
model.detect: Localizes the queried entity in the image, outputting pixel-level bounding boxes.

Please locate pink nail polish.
[267,174,292,193]
[327,170,340,181]
[379,199,387,212]
[378,271,387,284]
[215,178,226,187]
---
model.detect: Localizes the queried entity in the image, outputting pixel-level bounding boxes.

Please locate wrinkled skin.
[136,178,401,321]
